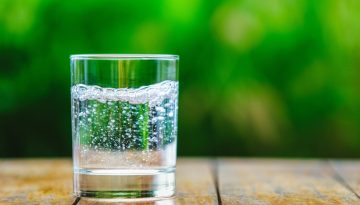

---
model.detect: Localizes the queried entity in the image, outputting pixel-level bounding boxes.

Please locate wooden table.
[1,158,360,205]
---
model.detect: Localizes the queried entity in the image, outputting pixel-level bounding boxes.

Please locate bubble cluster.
[71,80,178,168]
[71,80,178,107]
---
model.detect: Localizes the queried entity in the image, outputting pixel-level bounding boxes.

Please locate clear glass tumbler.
[70,54,179,199]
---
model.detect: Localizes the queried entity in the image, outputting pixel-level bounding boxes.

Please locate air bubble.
[155,107,165,113]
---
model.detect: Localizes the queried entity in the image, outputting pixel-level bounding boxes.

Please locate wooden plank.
[217,158,360,205]
[0,159,73,204]
[0,158,218,205]
[330,160,360,198]
[174,158,218,204]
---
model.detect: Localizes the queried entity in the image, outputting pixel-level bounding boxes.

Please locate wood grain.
[0,158,217,205]
[217,158,360,205]
[0,159,73,205]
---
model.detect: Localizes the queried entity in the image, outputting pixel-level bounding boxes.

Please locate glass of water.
[70,54,179,199]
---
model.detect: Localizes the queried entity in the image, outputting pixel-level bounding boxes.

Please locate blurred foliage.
[1,0,360,157]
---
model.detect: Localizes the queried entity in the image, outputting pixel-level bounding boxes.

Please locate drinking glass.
[70,54,179,199]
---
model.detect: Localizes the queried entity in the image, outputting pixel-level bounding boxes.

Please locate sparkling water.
[71,80,178,198]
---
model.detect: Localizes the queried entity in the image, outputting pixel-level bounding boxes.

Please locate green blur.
[1,0,360,157]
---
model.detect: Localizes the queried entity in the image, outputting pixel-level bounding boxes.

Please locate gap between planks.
[212,159,223,205]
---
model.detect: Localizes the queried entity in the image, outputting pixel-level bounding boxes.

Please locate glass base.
[77,189,175,199]
[74,168,175,199]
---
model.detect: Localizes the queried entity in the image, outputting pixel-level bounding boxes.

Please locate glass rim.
[70,54,179,60]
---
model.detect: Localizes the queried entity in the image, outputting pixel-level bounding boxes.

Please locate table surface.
[1,158,360,205]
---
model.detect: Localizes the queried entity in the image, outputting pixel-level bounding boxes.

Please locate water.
[71,80,178,198]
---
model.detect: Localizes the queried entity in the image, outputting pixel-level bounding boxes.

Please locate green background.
[1,0,360,157]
